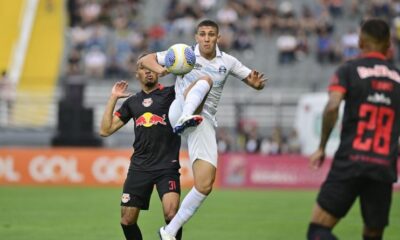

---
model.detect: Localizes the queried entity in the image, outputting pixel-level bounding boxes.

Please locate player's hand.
[158,67,170,77]
[248,70,267,90]
[111,80,132,99]
[309,148,325,170]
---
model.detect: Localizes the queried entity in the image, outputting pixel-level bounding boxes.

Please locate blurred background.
[0,0,399,239]
[4,0,398,152]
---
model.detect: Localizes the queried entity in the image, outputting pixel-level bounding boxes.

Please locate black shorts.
[120,168,181,210]
[317,176,393,228]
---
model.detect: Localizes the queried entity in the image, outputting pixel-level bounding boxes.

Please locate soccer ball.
[164,43,196,75]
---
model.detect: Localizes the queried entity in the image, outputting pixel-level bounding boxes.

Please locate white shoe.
[173,115,203,135]
[158,226,176,240]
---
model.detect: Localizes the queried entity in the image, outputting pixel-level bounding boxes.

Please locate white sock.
[181,79,211,117]
[165,187,207,236]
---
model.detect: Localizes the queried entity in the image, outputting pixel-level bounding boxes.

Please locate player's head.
[359,18,390,54]
[136,53,158,88]
[195,19,220,58]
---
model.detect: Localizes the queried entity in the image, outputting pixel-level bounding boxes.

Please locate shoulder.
[163,85,175,92]
[385,61,400,73]
[125,93,140,103]
[160,85,175,96]
[220,51,237,61]
[335,59,354,73]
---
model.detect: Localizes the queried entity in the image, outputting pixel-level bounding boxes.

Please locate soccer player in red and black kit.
[100,54,182,240]
[308,18,400,240]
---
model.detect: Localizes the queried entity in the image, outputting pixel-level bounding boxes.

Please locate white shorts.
[169,97,218,167]
[187,117,218,167]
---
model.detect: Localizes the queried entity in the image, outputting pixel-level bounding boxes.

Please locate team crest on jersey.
[218,66,227,73]
[142,98,153,107]
[121,193,130,203]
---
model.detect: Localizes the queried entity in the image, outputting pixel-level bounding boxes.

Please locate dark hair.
[137,52,149,60]
[361,18,390,43]
[196,19,219,34]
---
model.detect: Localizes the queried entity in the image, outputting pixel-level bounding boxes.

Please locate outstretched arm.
[137,53,169,77]
[99,81,131,137]
[309,91,344,169]
[243,70,267,90]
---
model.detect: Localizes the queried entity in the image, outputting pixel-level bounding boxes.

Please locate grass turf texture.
[0,187,398,239]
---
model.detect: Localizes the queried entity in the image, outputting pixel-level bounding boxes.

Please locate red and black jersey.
[328,52,400,183]
[115,84,181,171]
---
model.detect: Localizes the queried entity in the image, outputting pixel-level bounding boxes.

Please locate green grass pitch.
[0,186,398,239]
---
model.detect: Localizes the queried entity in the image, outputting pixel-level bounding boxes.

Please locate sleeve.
[156,51,168,66]
[115,98,133,124]
[229,55,252,80]
[328,64,348,94]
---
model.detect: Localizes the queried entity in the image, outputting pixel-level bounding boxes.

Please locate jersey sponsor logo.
[371,80,393,91]
[357,65,400,83]
[349,154,390,166]
[142,98,153,107]
[29,156,84,182]
[92,157,129,183]
[0,156,21,182]
[218,65,227,73]
[367,93,391,105]
[135,112,167,127]
[121,193,130,203]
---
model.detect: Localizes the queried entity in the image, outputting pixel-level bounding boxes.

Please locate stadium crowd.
[63,0,400,153]
[65,0,400,79]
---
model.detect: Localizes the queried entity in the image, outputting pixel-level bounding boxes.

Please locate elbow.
[99,129,110,137]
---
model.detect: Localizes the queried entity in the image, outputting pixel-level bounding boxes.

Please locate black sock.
[121,223,142,240]
[166,220,182,240]
[363,236,382,240]
[307,223,337,240]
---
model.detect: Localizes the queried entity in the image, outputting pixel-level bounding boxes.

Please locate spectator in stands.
[277,30,297,64]
[341,27,359,60]
[84,45,107,78]
[233,28,254,53]
[67,47,83,75]
[245,126,261,153]
[216,2,239,28]
[328,0,344,18]
[286,128,301,154]
[260,137,279,155]
[316,27,338,64]
[216,128,233,153]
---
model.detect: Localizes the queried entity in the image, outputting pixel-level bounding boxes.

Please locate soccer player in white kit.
[138,20,267,240]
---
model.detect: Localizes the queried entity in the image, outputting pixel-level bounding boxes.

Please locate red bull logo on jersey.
[357,65,400,83]
[135,112,167,127]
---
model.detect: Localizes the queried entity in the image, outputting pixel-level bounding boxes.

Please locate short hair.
[196,19,219,34]
[137,52,149,61]
[360,18,390,44]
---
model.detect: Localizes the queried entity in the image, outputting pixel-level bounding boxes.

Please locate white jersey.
[156,44,251,125]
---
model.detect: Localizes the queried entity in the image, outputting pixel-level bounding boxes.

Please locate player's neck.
[142,85,158,94]
[200,51,216,60]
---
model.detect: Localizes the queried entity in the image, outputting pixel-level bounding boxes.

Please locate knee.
[121,215,136,226]
[199,75,213,87]
[195,180,214,195]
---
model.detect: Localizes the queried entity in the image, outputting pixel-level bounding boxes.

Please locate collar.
[142,83,164,94]
[360,52,386,60]
[194,44,222,58]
